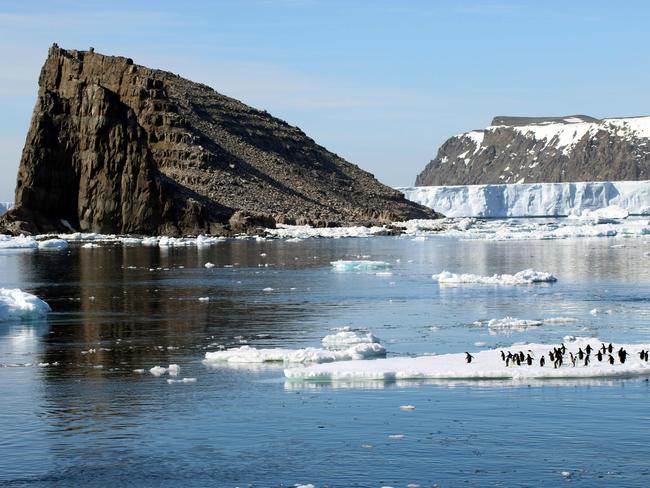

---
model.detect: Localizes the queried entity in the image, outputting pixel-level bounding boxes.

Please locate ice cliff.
[400,180,650,218]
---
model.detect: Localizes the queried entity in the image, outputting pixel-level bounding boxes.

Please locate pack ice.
[432,269,557,285]
[0,288,51,321]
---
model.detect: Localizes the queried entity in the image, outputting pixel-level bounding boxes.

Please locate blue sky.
[1,0,649,200]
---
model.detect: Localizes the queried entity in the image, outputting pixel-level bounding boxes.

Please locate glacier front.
[399,180,650,218]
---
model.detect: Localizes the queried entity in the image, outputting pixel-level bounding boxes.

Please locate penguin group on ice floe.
[484,342,650,369]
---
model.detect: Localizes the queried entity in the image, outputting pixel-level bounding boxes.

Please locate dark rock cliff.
[415,115,650,186]
[2,45,437,235]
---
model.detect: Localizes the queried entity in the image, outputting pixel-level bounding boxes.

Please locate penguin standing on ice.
[645,351,649,361]
[578,348,584,360]
[526,354,533,366]
[465,352,474,364]
[608,354,615,365]
[608,343,614,353]
[569,353,576,367]
[618,348,628,364]
[549,351,555,362]
[540,356,546,367]
[600,343,607,354]
[639,350,646,360]
[597,350,603,362]
[501,350,506,361]
[560,344,567,355]
[585,344,593,355]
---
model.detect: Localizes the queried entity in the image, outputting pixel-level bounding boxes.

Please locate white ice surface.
[285,337,650,382]
[37,239,69,250]
[204,342,386,365]
[0,288,51,321]
[321,327,380,348]
[432,269,557,285]
[330,260,392,272]
[0,235,38,249]
[400,180,650,218]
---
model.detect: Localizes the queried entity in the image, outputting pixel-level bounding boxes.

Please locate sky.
[1,0,650,200]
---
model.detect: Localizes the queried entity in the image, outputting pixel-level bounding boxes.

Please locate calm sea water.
[2,232,650,487]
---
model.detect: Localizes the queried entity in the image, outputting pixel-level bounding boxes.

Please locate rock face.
[2,45,437,235]
[415,115,650,186]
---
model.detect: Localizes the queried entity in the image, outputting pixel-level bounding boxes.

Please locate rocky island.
[415,115,650,186]
[1,45,436,236]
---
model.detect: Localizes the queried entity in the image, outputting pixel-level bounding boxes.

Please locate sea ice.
[0,288,51,321]
[432,269,557,285]
[204,342,386,365]
[285,337,650,383]
[487,317,543,331]
[167,377,196,384]
[204,262,215,268]
[321,327,380,348]
[330,260,392,272]
[149,364,180,377]
[37,239,69,250]
[0,235,38,249]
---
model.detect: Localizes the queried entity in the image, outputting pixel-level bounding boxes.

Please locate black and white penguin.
[526,354,533,366]
[560,344,566,355]
[618,348,628,364]
[584,355,590,366]
[569,352,576,367]
[465,352,474,364]
[540,356,546,367]
[608,343,614,353]
[608,354,615,365]
[578,348,584,360]
[645,351,649,362]
[585,344,593,355]
[501,350,506,361]
[596,350,603,362]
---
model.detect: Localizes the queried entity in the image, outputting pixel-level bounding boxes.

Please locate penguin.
[501,350,506,361]
[540,356,546,367]
[526,354,533,366]
[569,352,576,367]
[618,348,628,364]
[608,354,615,365]
[561,344,566,354]
[596,350,603,362]
[585,344,593,355]
[639,350,646,360]
[578,348,584,360]
[519,351,525,362]
[515,356,521,366]
[549,351,555,362]
[465,352,474,364]
[608,343,614,353]
[557,355,563,367]
[600,343,607,354]
[584,355,590,367]
[645,351,649,362]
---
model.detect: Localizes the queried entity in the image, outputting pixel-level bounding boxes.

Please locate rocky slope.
[415,115,650,186]
[2,45,436,236]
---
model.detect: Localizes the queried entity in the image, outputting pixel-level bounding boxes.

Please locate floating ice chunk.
[133,369,145,374]
[167,377,196,384]
[198,297,210,302]
[294,484,316,488]
[321,327,380,348]
[399,405,416,410]
[204,342,386,365]
[262,287,274,292]
[542,317,578,324]
[0,288,51,321]
[285,337,650,383]
[149,364,180,377]
[570,205,629,223]
[487,317,543,331]
[204,262,215,268]
[37,239,69,250]
[0,235,38,249]
[433,269,557,285]
[81,243,101,248]
[330,260,392,272]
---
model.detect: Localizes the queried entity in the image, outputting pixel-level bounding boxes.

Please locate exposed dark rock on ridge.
[2,44,437,235]
[415,115,650,186]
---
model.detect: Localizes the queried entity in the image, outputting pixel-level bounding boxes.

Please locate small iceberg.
[0,288,51,321]
[432,269,557,285]
[321,327,380,348]
[330,260,392,272]
[487,317,543,331]
[38,238,69,250]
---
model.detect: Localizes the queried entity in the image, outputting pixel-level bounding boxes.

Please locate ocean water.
[1,233,650,487]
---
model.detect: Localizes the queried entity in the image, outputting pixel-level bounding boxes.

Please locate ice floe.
[167,377,197,384]
[204,342,386,365]
[37,239,69,250]
[149,364,180,377]
[432,269,557,285]
[284,337,650,383]
[321,327,380,348]
[487,317,543,331]
[330,260,392,272]
[0,235,38,249]
[0,288,51,321]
